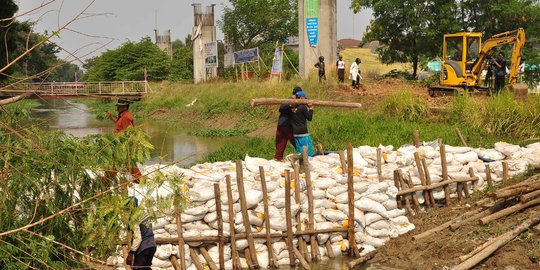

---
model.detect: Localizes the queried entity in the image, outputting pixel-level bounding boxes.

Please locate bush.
[382,90,428,121]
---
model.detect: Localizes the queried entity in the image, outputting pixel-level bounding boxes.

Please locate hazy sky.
[16,1,373,63]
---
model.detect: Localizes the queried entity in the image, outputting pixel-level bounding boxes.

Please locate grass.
[339,48,409,76]
[189,128,250,137]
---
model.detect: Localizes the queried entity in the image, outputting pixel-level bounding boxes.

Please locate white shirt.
[337,60,345,69]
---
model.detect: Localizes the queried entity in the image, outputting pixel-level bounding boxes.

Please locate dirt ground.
[367,178,540,270]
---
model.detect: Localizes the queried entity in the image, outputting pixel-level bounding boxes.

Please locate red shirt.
[115,111,134,133]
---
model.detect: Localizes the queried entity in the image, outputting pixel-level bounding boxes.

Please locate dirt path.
[367,179,540,270]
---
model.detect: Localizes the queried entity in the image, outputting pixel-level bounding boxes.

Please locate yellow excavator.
[429,28,528,96]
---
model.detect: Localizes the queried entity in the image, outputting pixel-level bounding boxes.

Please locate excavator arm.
[471,28,526,85]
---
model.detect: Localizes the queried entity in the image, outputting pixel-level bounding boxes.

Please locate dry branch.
[250,98,361,108]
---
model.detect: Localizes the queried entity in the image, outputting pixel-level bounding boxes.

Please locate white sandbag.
[335,192,360,204]
[246,190,263,209]
[312,188,326,199]
[155,244,173,260]
[396,223,416,235]
[444,145,473,154]
[494,142,520,156]
[386,209,406,218]
[359,244,376,256]
[354,197,389,218]
[476,149,505,161]
[390,216,410,225]
[183,205,209,217]
[360,235,388,248]
[365,227,391,238]
[313,178,337,189]
[204,211,217,224]
[328,185,348,196]
[382,199,398,210]
[244,155,270,173]
[181,213,205,223]
[152,257,172,268]
[362,213,384,227]
[369,220,391,231]
[365,193,389,203]
[454,151,479,164]
[322,209,348,222]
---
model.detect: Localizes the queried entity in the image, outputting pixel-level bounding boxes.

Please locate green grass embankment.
[139,80,540,163]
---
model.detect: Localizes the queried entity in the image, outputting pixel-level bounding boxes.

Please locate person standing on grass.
[493,52,507,93]
[273,87,301,161]
[336,55,345,83]
[290,91,314,156]
[350,58,361,89]
[484,59,494,88]
[125,197,156,270]
[314,56,326,82]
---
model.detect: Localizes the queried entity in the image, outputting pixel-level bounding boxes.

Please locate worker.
[336,55,345,83]
[493,52,507,93]
[106,99,134,133]
[314,56,326,82]
[273,87,301,161]
[350,58,361,89]
[485,59,493,88]
[290,91,314,156]
[125,197,156,270]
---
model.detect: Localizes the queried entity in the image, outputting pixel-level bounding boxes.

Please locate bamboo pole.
[396,170,414,216]
[454,213,540,270]
[406,171,421,211]
[450,202,506,231]
[348,250,377,269]
[421,158,436,206]
[393,169,404,210]
[235,160,259,269]
[213,184,225,270]
[520,189,540,203]
[303,146,320,261]
[414,152,430,207]
[396,176,479,196]
[412,208,483,241]
[455,128,468,147]
[250,98,361,108]
[339,150,347,174]
[479,197,540,225]
[325,241,335,259]
[259,166,278,268]
[175,205,186,270]
[284,170,296,266]
[485,164,493,188]
[440,142,451,206]
[490,181,540,199]
[293,245,310,269]
[200,247,219,270]
[347,143,360,257]
[502,161,509,184]
[468,167,478,192]
[458,237,497,262]
[294,164,310,262]
[226,175,241,270]
[413,129,420,148]
[171,255,181,270]
[190,248,205,270]
[0,94,31,106]
[376,148,383,182]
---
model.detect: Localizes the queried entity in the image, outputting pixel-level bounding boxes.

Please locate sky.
[16,0,373,63]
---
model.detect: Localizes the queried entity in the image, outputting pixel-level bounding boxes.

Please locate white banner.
[204,41,218,68]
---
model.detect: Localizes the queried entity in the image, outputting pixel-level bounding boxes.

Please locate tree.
[219,0,298,50]
[0,0,19,81]
[169,35,194,81]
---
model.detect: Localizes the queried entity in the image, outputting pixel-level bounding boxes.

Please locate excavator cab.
[440,32,482,88]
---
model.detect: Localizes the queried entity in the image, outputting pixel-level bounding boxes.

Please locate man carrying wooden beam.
[290,90,314,156]
[273,87,301,161]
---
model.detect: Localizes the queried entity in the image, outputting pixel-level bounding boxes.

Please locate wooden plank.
[226,175,241,270]
[468,167,478,192]
[293,245,310,269]
[347,143,360,257]
[235,160,259,269]
[440,142,451,206]
[303,146,320,261]
[348,250,377,269]
[284,170,296,266]
[520,189,540,203]
[393,169,404,210]
[259,166,278,268]
[250,98,362,108]
[200,247,219,270]
[213,184,225,270]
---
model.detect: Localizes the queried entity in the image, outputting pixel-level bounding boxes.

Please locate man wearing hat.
[290,91,314,156]
[273,87,301,161]
[106,99,134,134]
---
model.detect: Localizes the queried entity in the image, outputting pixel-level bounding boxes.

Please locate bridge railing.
[2,81,148,96]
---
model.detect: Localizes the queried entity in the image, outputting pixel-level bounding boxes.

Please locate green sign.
[305,0,319,47]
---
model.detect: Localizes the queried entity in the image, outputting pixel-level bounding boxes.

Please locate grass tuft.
[381,89,428,121]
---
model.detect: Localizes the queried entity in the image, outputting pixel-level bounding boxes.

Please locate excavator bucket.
[507,83,529,99]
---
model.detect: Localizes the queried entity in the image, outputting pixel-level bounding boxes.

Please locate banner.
[233,48,259,64]
[204,42,218,68]
[305,0,318,47]
[224,53,234,68]
[271,46,284,75]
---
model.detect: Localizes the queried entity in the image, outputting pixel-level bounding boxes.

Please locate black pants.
[133,247,156,269]
[338,69,345,82]
[318,72,326,82]
[352,75,360,89]
[494,76,505,93]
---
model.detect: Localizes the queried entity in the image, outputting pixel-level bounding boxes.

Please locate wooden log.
[414,152,430,207]
[458,237,497,262]
[396,176,479,196]
[226,175,241,270]
[200,247,219,270]
[395,170,414,216]
[259,166,278,268]
[171,255,181,270]
[376,148,383,182]
[250,98,362,108]
[294,164,310,262]
[303,146,320,261]
[189,248,205,270]
[348,250,377,269]
[325,240,335,259]
[474,197,493,207]
[0,94,31,106]
[406,171,421,211]
[490,181,540,199]
[485,164,493,188]
[413,129,420,148]
[440,142,451,206]
[213,184,225,270]
[175,205,186,270]
[479,197,540,225]
[520,189,540,203]
[293,245,310,270]
[245,248,253,267]
[338,150,347,174]
[502,161,509,185]
[468,167,478,192]
[235,160,259,269]
[412,208,482,241]
[450,202,506,231]
[421,157,436,206]
[393,169,403,210]
[455,128,468,147]
[347,143,360,257]
[284,170,296,266]
[453,213,540,270]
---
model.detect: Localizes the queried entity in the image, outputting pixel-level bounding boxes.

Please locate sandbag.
[354,197,389,218]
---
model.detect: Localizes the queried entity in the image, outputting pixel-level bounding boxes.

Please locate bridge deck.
[0,81,149,98]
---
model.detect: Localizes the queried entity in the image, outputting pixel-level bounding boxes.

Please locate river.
[30,99,241,166]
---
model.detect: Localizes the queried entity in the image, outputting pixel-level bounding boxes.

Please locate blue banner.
[305,0,318,47]
[271,46,284,75]
[233,48,259,64]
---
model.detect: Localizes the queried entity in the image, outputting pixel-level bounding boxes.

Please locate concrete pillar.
[192,4,217,84]
[299,0,337,79]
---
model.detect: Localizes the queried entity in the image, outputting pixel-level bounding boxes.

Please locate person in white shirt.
[336,55,345,83]
[349,58,361,89]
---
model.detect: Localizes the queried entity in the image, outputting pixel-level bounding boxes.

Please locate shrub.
[382,90,428,121]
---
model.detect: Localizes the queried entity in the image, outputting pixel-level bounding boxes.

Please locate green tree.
[0,0,19,82]
[219,0,298,50]
[169,35,194,81]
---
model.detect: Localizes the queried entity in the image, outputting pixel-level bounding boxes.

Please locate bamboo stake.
[396,177,479,196]
[175,205,186,270]
[413,129,420,148]
[294,164,310,262]
[284,170,296,266]
[468,167,478,192]
[440,142,451,206]
[455,128,468,147]
[406,171,421,211]
[414,152,430,207]
[393,169,403,210]
[454,213,540,270]
[421,158,436,206]
[250,98,362,108]
[189,248,204,270]
[462,169,471,197]
[396,170,414,216]
[348,250,377,269]
[259,166,278,268]
[479,197,540,225]
[171,255,181,270]
[303,146,320,261]
[325,240,335,259]
[200,247,219,270]
[412,208,482,241]
[339,150,347,174]
[235,160,259,269]
[450,202,506,231]
[347,143,360,257]
[293,245,310,269]
[376,148,383,182]
[502,161,509,184]
[213,184,225,270]
[226,175,240,270]
[485,164,493,188]
[317,144,324,155]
